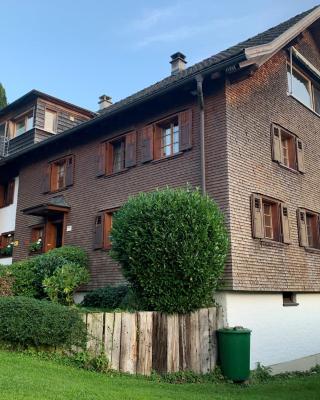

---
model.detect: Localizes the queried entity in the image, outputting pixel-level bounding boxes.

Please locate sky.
[0,0,319,111]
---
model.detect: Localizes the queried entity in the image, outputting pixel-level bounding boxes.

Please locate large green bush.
[0,297,86,349]
[110,187,229,313]
[1,246,89,304]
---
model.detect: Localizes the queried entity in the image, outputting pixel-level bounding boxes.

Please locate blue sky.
[1,1,318,111]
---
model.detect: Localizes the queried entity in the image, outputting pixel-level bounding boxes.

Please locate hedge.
[0,297,87,349]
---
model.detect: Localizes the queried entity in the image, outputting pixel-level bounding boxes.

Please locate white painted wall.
[215,291,320,369]
[0,176,19,266]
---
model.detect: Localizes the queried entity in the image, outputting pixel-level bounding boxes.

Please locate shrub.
[82,284,129,309]
[0,275,14,296]
[6,246,89,301]
[43,263,89,306]
[110,187,229,313]
[0,296,87,349]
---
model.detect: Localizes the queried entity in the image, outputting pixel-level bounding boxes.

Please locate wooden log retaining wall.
[83,307,218,375]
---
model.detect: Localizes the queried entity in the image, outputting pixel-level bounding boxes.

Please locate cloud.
[131,4,180,31]
[135,16,250,48]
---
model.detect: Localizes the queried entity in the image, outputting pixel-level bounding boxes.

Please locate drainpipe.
[196,74,206,195]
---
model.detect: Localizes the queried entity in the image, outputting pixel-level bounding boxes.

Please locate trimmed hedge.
[110,187,229,313]
[0,297,86,349]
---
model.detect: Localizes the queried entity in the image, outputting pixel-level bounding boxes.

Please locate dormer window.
[14,111,34,136]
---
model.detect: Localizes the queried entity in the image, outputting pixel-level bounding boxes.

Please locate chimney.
[98,94,112,110]
[170,52,187,75]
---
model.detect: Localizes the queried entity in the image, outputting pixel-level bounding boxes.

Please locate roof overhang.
[240,6,320,68]
[23,204,70,217]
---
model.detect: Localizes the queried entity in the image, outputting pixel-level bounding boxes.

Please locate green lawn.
[0,351,319,400]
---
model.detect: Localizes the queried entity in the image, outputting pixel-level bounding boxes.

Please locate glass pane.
[0,123,5,136]
[314,86,320,115]
[173,124,179,154]
[287,66,312,108]
[113,141,123,172]
[26,114,33,131]
[16,119,25,136]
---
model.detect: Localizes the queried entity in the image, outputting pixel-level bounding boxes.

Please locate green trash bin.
[217,327,251,382]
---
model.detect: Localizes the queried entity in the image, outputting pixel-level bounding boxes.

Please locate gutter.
[196,75,206,195]
[0,52,247,167]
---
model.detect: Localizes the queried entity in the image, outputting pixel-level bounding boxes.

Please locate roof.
[1,5,319,166]
[0,89,96,118]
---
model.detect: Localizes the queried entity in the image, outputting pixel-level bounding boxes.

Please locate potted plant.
[28,238,43,254]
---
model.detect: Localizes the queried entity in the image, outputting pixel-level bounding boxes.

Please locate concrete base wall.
[215,291,320,370]
[0,257,13,266]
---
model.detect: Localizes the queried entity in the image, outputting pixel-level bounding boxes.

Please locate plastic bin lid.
[217,326,251,334]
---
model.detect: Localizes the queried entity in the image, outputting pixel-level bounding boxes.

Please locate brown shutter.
[179,109,192,151]
[41,164,51,194]
[271,125,281,162]
[0,185,4,208]
[125,131,137,168]
[297,208,308,247]
[296,139,305,173]
[94,213,104,249]
[106,142,114,174]
[104,213,113,248]
[65,156,74,187]
[97,142,106,176]
[6,121,14,139]
[141,125,154,163]
[154,124,162,160]
[6,180,15,205]
[251,194,264,239]
[281,203,291,244]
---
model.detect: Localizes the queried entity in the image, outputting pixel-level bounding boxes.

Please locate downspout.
[196,74,206,195]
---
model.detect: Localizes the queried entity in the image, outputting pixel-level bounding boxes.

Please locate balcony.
[0,135,9,158]
[6,128,54,156]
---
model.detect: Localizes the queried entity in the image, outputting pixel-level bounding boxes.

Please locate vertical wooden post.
[104,313,115,363]
[120,313,137,374]
[87,313,104,355]
[111,312,122,371]
[136,312,153,375]
[199,308,210,373]
[208,307,218,370]
[189,311,200,373]
[167,314,180,372]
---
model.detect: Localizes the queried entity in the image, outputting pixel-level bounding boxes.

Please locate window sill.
[304,246,320,254]
[151,151,184,165]
[283,302,299,307]
[287,93,320,119]
[259,238,287,248]
[275,162,301,175]
[49,186,71,195]
[104,168,129,179]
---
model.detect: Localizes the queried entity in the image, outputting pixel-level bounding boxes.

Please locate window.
[30,225,44,253]
[251,194,290,243]
[97,132,136,176]
[42,155,74,193]
[283,292,298,306]
[94,210,115,249]
[298,208,320,249]
[0,179,15,208]
[141,109,192,163]
[0,232,14,258]
[287,63,320,114]
[14,111,34,136]
[271,124,305,172]
[44,109,57,132]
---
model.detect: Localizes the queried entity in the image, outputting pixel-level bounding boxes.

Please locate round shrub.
[82,284,129,309]
[0,296,87,349]
[1,259,37,298]
[110,187,229,313]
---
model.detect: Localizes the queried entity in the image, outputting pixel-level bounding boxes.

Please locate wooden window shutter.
[297,208,308,247]
[153,124,162,160]
[251,194,264,239]
[65,156,74,187]
[7,180,15,205]
[280,203,291,244]
[104,213,113,248]
[0,184,5,208]
[97,143,106,177]
[271,125,281,162]
[41,164,51,194]
[141,125,154,163]
[106,142,114,174]
[125,132,137,168]
[6,121,14,139]
[296,139,305,173]
[179,109,192,151]
[94,213,104,249]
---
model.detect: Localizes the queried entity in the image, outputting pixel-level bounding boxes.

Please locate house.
[0,90,95,264]
[1,6,320,371]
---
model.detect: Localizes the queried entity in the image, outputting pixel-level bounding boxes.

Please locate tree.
[0,83,7,109]
[110,187,229,313]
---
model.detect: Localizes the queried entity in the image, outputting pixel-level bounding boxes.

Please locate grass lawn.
[0,350,319,400]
